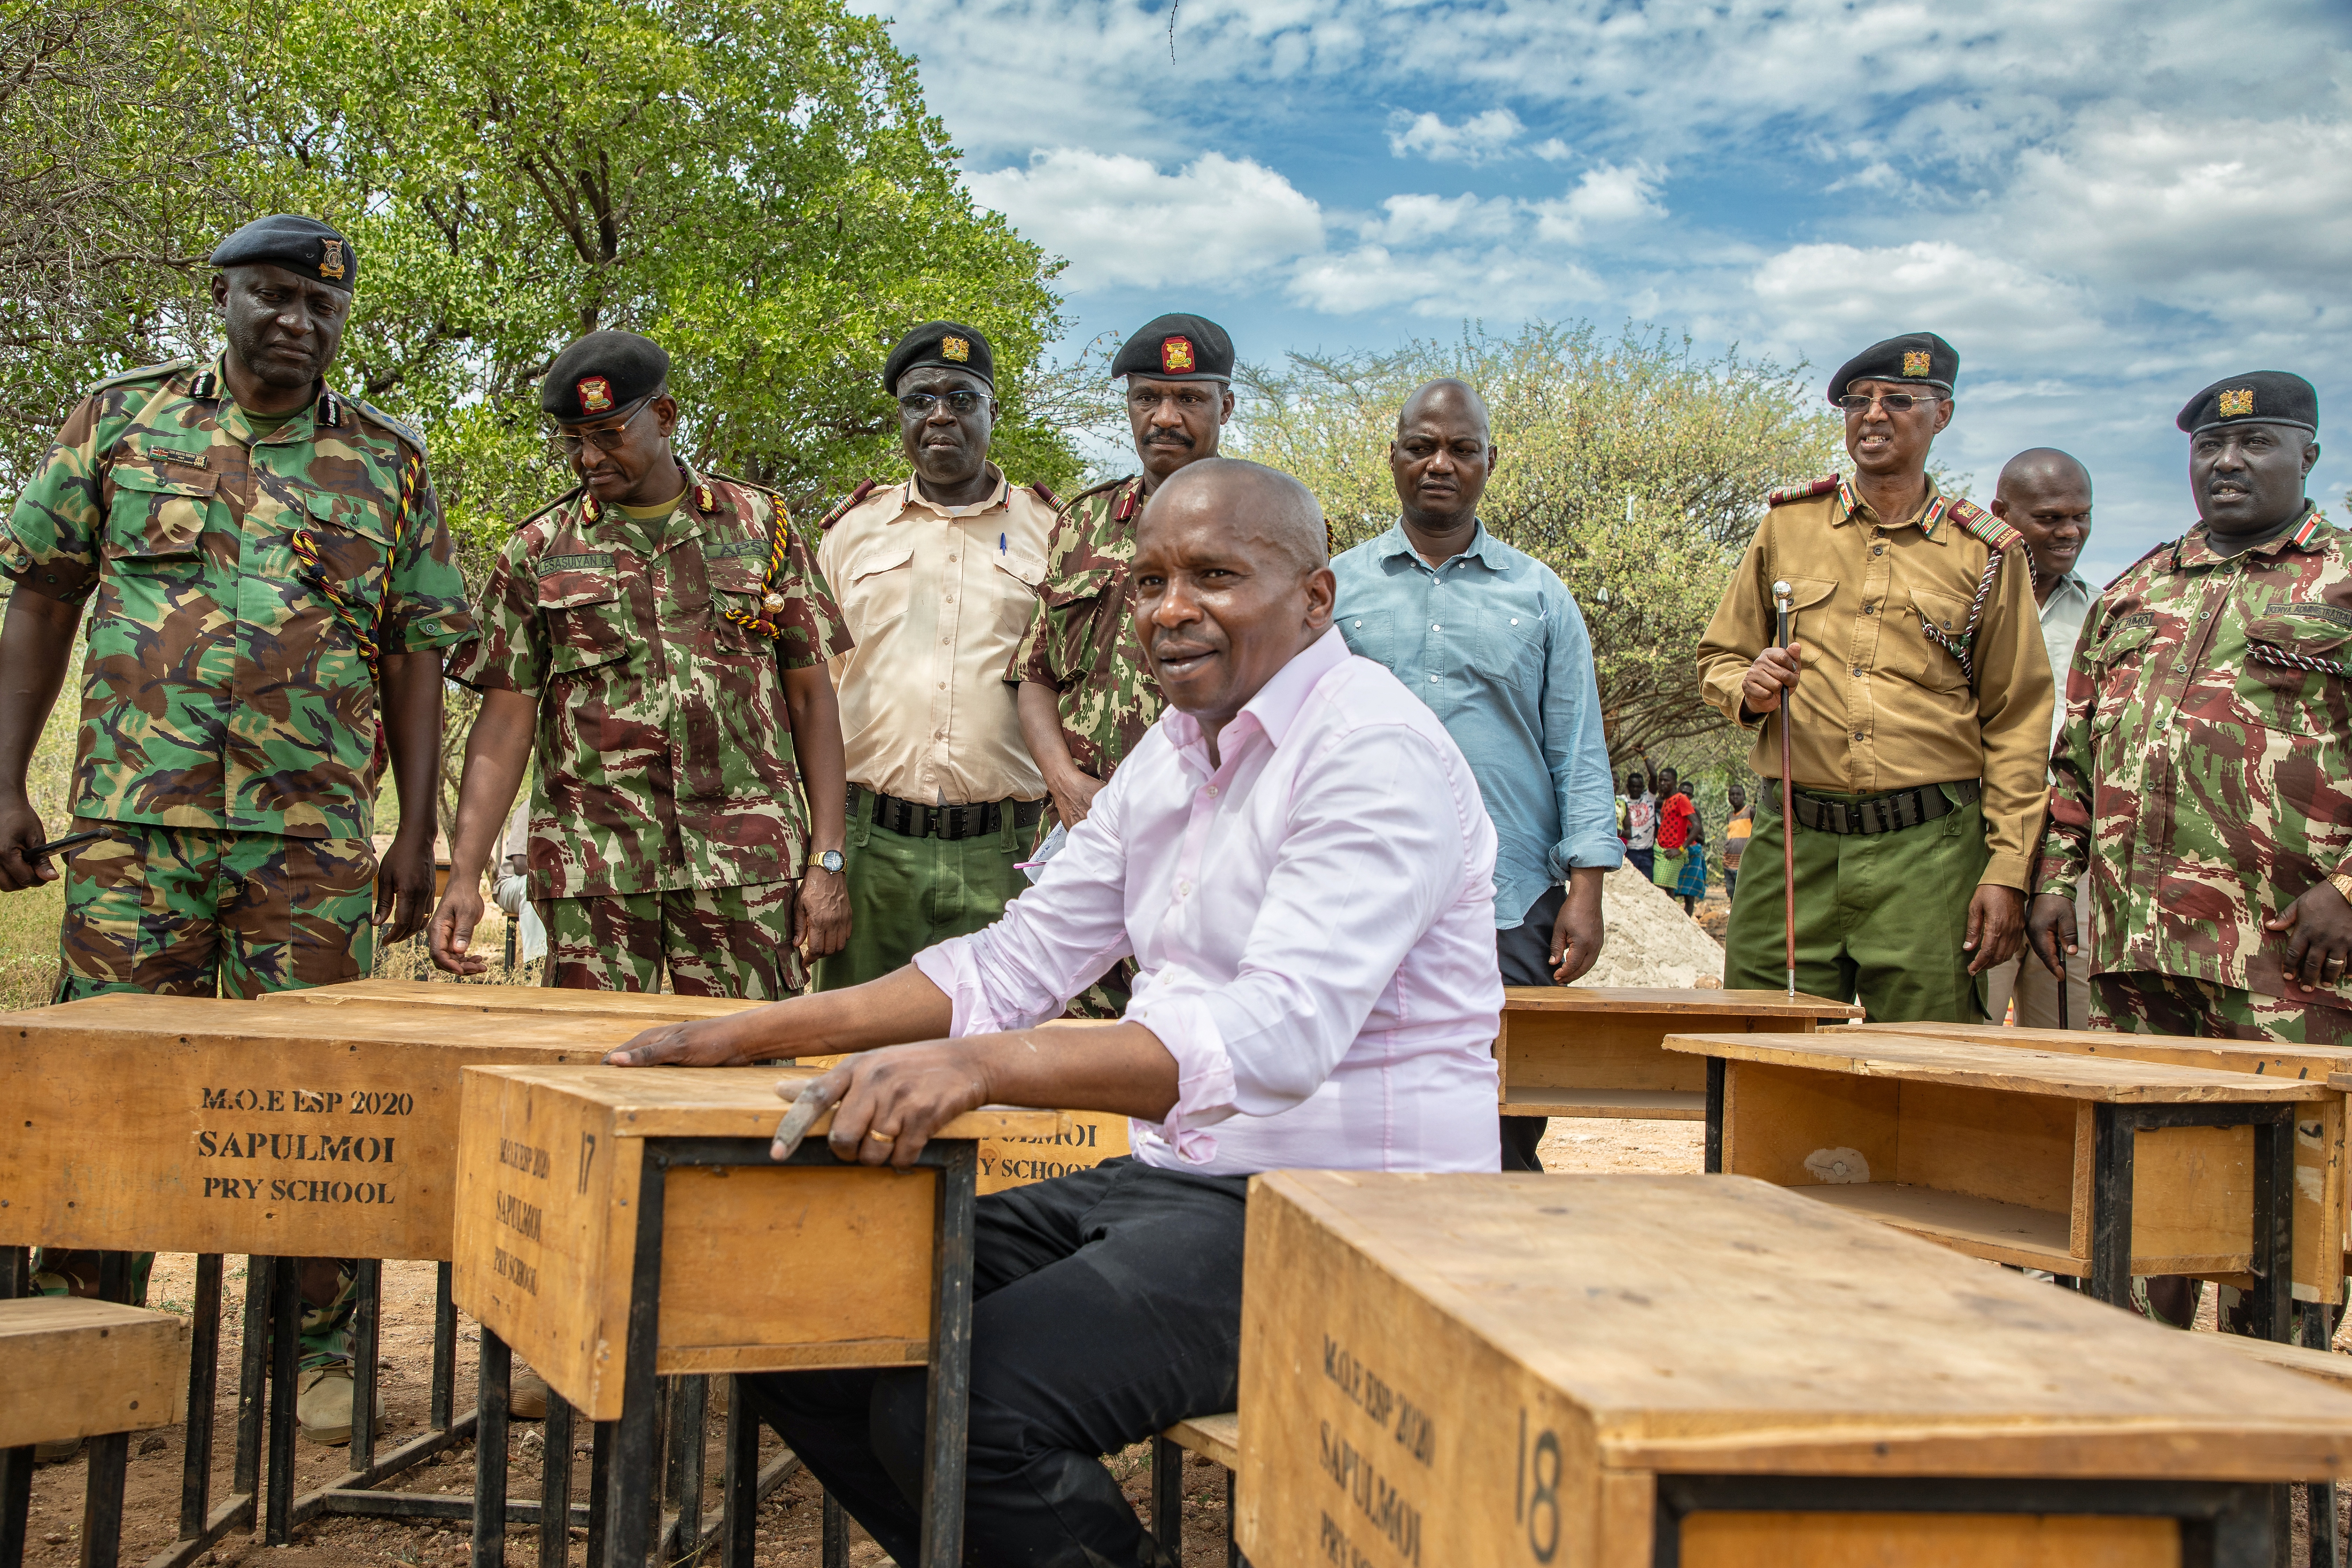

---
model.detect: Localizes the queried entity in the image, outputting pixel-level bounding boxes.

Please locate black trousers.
[1496,884,1566,1172]
[737,1157,1251,1567]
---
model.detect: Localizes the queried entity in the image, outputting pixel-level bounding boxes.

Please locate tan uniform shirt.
[1695,475,2054,890]
[818,470,1053,805]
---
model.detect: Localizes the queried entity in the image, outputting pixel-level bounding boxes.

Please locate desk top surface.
[4,991,656,1052]
[284,978,763,1021]
[1878,1019,2352,1078]
[1503,985,1862,1019]
[1262,1170,2352,1452]
[1664,1027,2322,1102]
[467,1063,1063,1142]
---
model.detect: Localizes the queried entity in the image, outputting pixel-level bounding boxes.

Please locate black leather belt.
[1756,778,1980,835]
[855,786,1045,842]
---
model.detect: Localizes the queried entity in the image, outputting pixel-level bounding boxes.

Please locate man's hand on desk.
[776,1042,992,1171]
[604,1013,773,1069]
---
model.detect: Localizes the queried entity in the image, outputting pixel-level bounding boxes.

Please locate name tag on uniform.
[536,552,614,575]
[707,539,769,561]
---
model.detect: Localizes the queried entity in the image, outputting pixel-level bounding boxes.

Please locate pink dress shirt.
[914,626,1503,1174]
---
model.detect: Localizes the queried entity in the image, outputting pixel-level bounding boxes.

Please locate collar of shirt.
[895,468,1010,522]
[2172,504,2325,572]
[1370,518,1513,574]
[1160,625,1350,769]
[2039,568,2093,622]
[1832,474,1952,541]
[195,350,338,449]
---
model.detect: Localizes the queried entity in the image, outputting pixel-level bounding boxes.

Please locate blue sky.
[861,0,2352,583]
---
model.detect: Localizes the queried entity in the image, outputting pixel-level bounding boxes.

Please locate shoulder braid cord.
[290,453,418,778]
[2248,643,2352,679]
[719,488,795,640]
[1917,545,2008,687]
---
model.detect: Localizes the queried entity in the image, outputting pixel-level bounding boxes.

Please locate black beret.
[884,321,994,394]
[1826,331,1958,402]
[1111,313,1234,383]
[541,331,670,424]
[210,214,357,293]
[2176,371,2318,436]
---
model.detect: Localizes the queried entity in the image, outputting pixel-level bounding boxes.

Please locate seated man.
[609,458,1503,1566]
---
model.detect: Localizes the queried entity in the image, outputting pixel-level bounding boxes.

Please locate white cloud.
[1532,162,1665,242]
[1388,108,1525,163]
[964,149,1325,290]
[1748,241,2104,353]
[1357,192,1519,246]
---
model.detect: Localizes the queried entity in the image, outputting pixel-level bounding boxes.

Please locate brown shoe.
[297,1366,387,1447]
[510,1365,550,1422]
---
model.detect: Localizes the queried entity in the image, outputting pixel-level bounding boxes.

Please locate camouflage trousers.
[55,821,376,1002]
[542,880,803,998]
[2094,969,2352,1043]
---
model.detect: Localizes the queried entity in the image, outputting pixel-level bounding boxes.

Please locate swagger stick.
[1772,580,1798,999]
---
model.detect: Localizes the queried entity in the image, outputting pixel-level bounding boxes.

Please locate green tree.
[1234,322,1843,765]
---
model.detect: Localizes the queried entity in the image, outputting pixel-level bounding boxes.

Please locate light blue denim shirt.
[1332,520,1622,928]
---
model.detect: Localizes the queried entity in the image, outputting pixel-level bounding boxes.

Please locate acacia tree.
[1234,322,1843,766]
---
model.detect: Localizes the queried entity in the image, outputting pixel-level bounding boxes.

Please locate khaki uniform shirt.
[1695,475,2054,890]
[818,471,1053,805]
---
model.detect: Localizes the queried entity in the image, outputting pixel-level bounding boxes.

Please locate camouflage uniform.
[4,352,471,1370]
[448,467,850,997]
[1007,473,1163,1017]
[2037,505,2352,1035]
[0,353,472,997]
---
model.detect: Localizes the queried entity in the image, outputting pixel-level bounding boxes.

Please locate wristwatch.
[2330,871,2352,906]
[815,850,845,875]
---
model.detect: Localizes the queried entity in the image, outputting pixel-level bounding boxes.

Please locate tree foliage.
[1234,322,1844,765]
[0,0,1079,581]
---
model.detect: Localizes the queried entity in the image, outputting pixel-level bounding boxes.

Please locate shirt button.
[2199,611,2210,620]
[1429,674,1439,683]
[1863,604,1877,615]
[1177,880,1192,898]
[1205,785,1218,798]
[1850,665,1862,677]
[1509,617,1518,626]
[1432,622,1442,631]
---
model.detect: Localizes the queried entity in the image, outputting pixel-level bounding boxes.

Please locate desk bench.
[451,1064,1057,1568]
[1494,987,1859,1122]
[1237,1170,2352,1567]
[1,1298,187,1568]
[1665,1028,2318,1338]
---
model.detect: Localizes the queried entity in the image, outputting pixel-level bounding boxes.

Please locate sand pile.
[1583,866,1726,988]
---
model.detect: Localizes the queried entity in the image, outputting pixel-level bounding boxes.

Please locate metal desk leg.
[233,1258,268,1515]
[2088,1106,2136,1309]
[609,1150,671,1568]
[919,1142,978,1568]
[1703,1058,1724,1174]
[1226,1469,1244,1568]
[2250,1116,2295,1344]
[473,1329,512,1568]
[176,1255,223,1547]
[432,1263,458,1434]
[81,1432,130,1568]
[718,1380,758,1568]
[0,1246,26,1298]
[584,1422,614,1568]
[1151,1436,1183,1564]
[2,1444,32,1568]
[667,1377,708,1565]
[820,1493,847,1568]
[541,1394,575,1568]
[266,1257,300,1545]
[350,1260,382,1476]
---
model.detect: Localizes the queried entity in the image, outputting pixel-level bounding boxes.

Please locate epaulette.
[1947,496,2022,552]
[817,478,887,531]
[515,486,585,533]
[1767,474,1839,507]
[1028,481,1059,509]
[90,357,195,395]
[352,398,428,459]
[705,469,785,503]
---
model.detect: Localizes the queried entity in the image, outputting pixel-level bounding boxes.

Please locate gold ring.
[866,1129,895,1146]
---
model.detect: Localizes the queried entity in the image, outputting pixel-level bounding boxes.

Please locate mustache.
[1144,429,1196,447]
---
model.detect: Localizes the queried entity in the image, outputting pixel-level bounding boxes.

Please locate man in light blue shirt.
[1332,378,1622,1171]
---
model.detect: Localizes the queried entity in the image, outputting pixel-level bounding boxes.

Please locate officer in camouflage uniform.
[0,214,472,1444]
[1009,315,1233,1015]
[432,331,852,997]
[2032,372,2350,1333]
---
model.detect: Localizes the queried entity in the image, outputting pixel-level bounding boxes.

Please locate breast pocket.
[1476,603,1545,681]
[705,558,772,656]
[2241,610,2352,740]
[843,534,917,643]
[990,544,1047,640]
[1896,587,1974,694]
[295,491,395,610]
[1339,608,1394,666]
[105,463,214,567]
[535,557,631,678]
[2089,616,2158,738]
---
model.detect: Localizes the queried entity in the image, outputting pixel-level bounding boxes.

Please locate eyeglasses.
[1836,391,1940,414]
[898,390,984,417]
[551,398,650,458]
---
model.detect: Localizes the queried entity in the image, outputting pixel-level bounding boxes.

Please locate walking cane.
[1772,580,1798,1000]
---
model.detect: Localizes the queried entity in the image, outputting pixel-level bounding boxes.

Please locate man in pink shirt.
[609,458,1502,1564]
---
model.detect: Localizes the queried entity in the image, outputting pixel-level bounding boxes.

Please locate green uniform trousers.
[2096,970,2352,1044]
[1721,787,1990,1024]
[814,789,1031,991]
[541,880,803,998]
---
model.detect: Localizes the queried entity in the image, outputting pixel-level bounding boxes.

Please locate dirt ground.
[20,1113,2345,1566]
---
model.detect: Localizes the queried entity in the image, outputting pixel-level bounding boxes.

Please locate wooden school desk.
[450,1063,1058,1568]
[0,992,654,1559]
[1664,1028,2314,1337]
[1494,987,1860,1122]
[1,1298,187,1568]
[1237,1170,2352,1567]
[1882,1019,2352,1315]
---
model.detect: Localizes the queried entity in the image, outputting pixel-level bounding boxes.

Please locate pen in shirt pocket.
[999,531,1007,555]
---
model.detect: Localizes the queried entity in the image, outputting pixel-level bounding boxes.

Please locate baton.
[1772,581,1798,1000]
[27,827,105,862]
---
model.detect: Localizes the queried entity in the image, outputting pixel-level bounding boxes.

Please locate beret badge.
[1162,337,1196,374]
[2218,388,2256,419]
[578,376,615,414]
[941,335,971,363]
[1902,349,1931,378]
[319,238,346,282]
